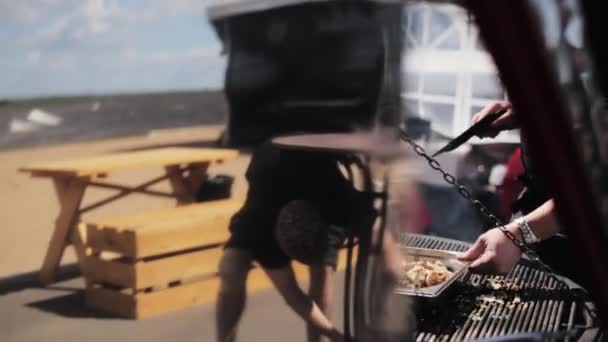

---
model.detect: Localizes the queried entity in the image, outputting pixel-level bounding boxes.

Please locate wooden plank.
[89,198,243,229]
[85,244,350,290]
[86,247,224,289]
[165,165,196,204]
[85,248,356,319]
[20,147,238,177]
[86,285,136,318]
[85,199,242,257]
[71,223,93,284]
[134,266,284,319]
[135,215,232,258]
[184,162,209,195]
[85,271,265,319]
[86,256,135,288]
[135,248,223,288]
[28,170,78,178]
[86,225,137,257]
[86,200,240,258]
[39,178,86,285]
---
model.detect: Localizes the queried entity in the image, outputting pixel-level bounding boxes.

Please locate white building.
[402,2,518,143]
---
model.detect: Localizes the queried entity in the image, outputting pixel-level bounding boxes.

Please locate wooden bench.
[19,147,239,285]
[83,198,245,319]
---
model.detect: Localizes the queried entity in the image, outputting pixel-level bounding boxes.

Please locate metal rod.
[528,269,541,291]
[351,159,374,340]
[512,302,531,334]
[516,267,530,291]
[459,306,483,341]
[498,300,517,336]
[478,302,501,338]
[487,301,508,337]
[449,306,473,342]
[523,301,540,332]
[567,302,577,332]
[554,301,566,332]
[532,299,546,332]
[566,302,577,342]
[464,303,491,341]
[509,266,524,291]
[543,300,557,332]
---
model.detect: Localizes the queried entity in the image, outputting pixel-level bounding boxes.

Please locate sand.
[0,125,251,278]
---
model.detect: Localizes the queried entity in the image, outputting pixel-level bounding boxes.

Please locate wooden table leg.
[73,223,94,286]
[39,177,86,285]
[185,162,209,195]
[165,163,209,204]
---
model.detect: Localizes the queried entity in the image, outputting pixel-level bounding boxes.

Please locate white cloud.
[145,0,212,16]
[26,50,41,65]
[0,0,214,23]
[0,0,66,22]
[11,0,147,67]
[1,0,225,97]
[82,0,112,34]
[18,0,215,50]
[31,14,72,44]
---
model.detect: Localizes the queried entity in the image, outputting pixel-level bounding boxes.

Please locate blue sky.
[0,0,225,99]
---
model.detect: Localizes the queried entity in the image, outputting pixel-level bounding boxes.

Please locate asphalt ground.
[1,269,346,342]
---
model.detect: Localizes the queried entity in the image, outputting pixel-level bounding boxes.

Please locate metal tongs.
[432,109,507,157]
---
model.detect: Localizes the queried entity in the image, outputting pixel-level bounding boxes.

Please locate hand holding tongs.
[432,109,507,157]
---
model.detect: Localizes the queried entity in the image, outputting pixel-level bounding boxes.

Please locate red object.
[499,148,525,219]
[401,188,432,234]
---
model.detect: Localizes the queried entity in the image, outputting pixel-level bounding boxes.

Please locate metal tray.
[394,247,469,298]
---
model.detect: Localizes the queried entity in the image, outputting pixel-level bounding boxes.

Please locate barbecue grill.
[401,234,599,341]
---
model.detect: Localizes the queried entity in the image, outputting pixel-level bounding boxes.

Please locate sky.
[0,0,225,99]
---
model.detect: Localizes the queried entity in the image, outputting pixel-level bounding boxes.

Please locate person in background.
[208,2,398,341]
[499,148,525,220]
[458,101,582,286]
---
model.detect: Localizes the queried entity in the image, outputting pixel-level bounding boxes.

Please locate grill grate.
[400,234,592,341]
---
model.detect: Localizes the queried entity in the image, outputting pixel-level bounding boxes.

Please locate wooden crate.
[85,249,355,319]
[83,198,244,318]
[86,268,266,319]
[86,198,243,258]
[86,246,224,289]
[83,197,357,319]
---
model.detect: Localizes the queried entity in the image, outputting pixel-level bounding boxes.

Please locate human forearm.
[286,289,343,341]
[458,201,560,274]
[264,267,343,342]
[505,199,560,242]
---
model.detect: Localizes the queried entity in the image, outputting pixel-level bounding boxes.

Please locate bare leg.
[264,265,343,342]
[308,264,336,342]
[216,249,252,342]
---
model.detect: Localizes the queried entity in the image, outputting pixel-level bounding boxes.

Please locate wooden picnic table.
[19,147,239,285]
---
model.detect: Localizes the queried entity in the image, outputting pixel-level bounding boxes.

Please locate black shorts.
[226,143,374,269]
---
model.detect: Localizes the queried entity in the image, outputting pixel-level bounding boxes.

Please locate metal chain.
[399,130,598,323]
